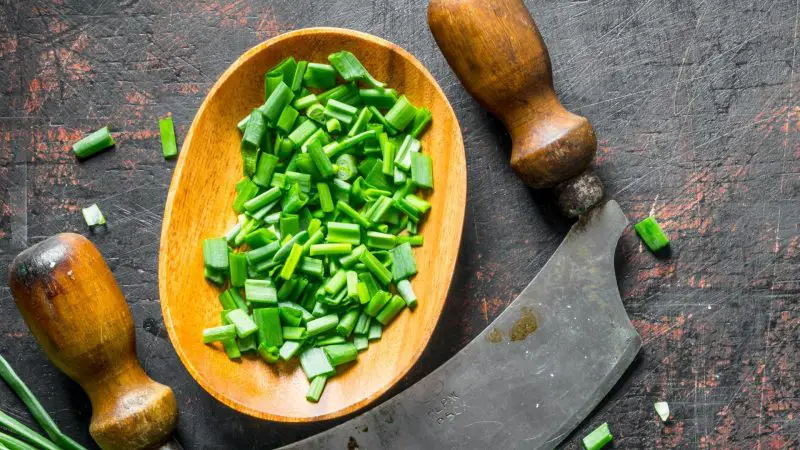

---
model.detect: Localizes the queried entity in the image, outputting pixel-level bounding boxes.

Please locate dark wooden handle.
[428,0,597,188]
[8,233,177,450]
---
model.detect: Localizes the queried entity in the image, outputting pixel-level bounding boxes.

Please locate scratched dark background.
[0,0,798,448]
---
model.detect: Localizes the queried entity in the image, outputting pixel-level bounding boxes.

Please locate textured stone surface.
[0,0,797,448]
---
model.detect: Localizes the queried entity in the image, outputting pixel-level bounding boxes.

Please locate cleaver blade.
[283,200,641,449]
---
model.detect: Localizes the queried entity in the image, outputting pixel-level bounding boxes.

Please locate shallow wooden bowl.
[159,28,466,422]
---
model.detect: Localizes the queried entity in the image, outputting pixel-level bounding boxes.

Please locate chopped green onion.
[340,244,367,268]
[326,118,342,134]
[327,221,361,244]
[354,336,369,351]
[225,309,258,338]
[257,342,280,363]
[365,231,396,249]
[159,117,178,159]
[263,81,295,122]
[202,324,236,344]
[303,62,337,89]
[310,243,352,256]
[291,61,309,92]
[268,57,297,87]
[306,314,339,336]
[277,105,299,133]
[409,107,432,138]
[253,307,283,347]
[245,228,277,248]
[365,290,392,317]
[335,201,371,229]
[244,279,277,306]
[384,95,417,131]
[203,238,229,272]
[328,51,385,89]
[281,326,306,340]
[299,257,324,277]
[394,134,420,171]
[279,244,304,280]
[81,204,106,227]
[654,401,670,422]
[359,88,397,108]
[390,242,417,281]
[410,153,433,189]
[376,295,406,325]
[307,140,335,178]
[299,347,336,379]
[360,249,392,285]
[72,126,115,159]
[279,341,303,360]
[244,186,282,212]
[228,252,248,287]
[367,322,382,340]
[348,107,374,137]
[306,375,328,403]
[222,338,241,359]
[288,120,319,147]
[396,279,417,308]
[634,216,670,252]
[582,423,613,450]
[323,343,358,366]
[294,93,318,110]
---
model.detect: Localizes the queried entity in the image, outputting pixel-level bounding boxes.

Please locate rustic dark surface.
[0,0,797,448]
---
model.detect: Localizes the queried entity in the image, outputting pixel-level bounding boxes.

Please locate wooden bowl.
[159,28,466,422]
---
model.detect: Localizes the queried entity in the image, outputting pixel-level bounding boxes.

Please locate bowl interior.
[159,28,466,421]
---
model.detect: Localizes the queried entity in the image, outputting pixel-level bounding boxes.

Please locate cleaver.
[282,0,641,448]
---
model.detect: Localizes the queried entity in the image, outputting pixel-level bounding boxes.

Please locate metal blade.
[282,200,641,450]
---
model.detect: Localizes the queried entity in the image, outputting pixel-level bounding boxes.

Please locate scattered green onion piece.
[294,93,318,110]
[348,107,373,137]
[279,341,303,360]
[654,401,670,422]
[300,347,336,380]
[328,51,385,89]
[72,126,115,159]
[353,336,369,351]
[326,118,342,134]
[396,234,423,246]
[368,106,398,135]
[81,204,106,227]
[291,61,308,92]
[202,324,237,344]
[410,107,432,138]
[264,73,284,101]
[365,231,396,250]
[359,88,397,108]
[326,221,361,245]
[222,338,241,359]
[323,343,358,367]
[384,96,417,131]
[376,295,406,325]
[225,309,258,338]
[306,140,336,178]
[299,257,324,278]
[367,322,382,340]
[306,375,328,403]
[582,423,613,450]
[203,238,229,272]
[306,103,326,123]
[634,216,670,252]
[334,154,358,181]
[410,152,433,189]
[277,105,299,133]
[394,134,421,171]
[281,326,306,340]
[379,133,395,175]
[244,186,282,212]
[303,62,337,89]
[404,194,431,215]
[288,120,319,147]
[233,179,259,213]
[390,242,417,281]
[263,81,295,123]
[245,279,278,306]
[339,244,367,269]
[237,115,250,133]
[324,269,348,295]
[257,342,280,363]
[324,130,377,158]
[159,117,178,159]
[268,57,297,88]
[273,231,309,262]
[310,243,353,256]
[335,201,371,229]
[306,314,339,337]
[228,252,248,287]
[279,244,304,280]
[254,307,283,347]
[396,279,418,308]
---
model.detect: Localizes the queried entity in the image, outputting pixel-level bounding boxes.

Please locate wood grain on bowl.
[159,27,466,422]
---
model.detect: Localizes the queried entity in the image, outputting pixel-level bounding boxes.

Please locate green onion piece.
[254,307,283,347]
[306,314,339,337]
[228,253,248,287]
[384,95,417,131]
[376,295,406,325]
[242,109,267,152]
[204,268,225,285]
[202,324,236,343]
[281,326,306,340]
[307,218,322,235]
[311,301,328,317]
[263,81,295,123]
[359,88,397,108]
[390,242,417,281]
[299,347,336,380]
[302,229,325,256]
[218,290,237,310]
[294,93,318,110]
[307,140,335,178]
[404,194,431,215]
[365,290,392,317]
[244,279,277,306]
[279,244,304,280]
[354,311,371,335]
[634,216,670,252]
[410,107,432,138]
[394,134,421,171]
[326,118,342,134]
[410,153,433,189]
[245,228,276,248]
[324,130,377,158]
[368,106,398,135]
[317,182,335,213]
[307,103,326,123]
[396,234,423,246]
[367,322,382,340]
[365,231,396,250]
[335,154,358,180]
[324,99,358,125]
[324,269,347,295]
[323,343,358,366]
[229,288,249,311]
[285,171,313,193]
[268,56,297,87]
[393,167,407,185]
[264,73,284,101]
[348,107,374,137]
[356,282,371,304]
[379,133,395,175]
[203,238,229,272]
[233,179,259,213]
[244,186,282,212]
[288,120,319,147]
[339,244,367,269]
[159,117,178,159]
[358,272,379,297]
[273,231,309,262]
[277,278,298,301]
[279,340,303,360]
[303,62,337,89]
[354,336,369,351]
[72,126,115,159]
[225,309,258,338]
[310,243,352,256]
[280,214,300,237]
[237,333,258,353]
[328,51,385,88]
[327,221,361,244]
[257,342,280,363]
[315,335,346,346]
[299,257,324,278]
[0,410,62,450]
[291,61,308,92]
[345,271,359,299]
[237,115,250,133]
[582,423,613,450]
[306,375,328,403]
[396,279,418,308]
[332,179,352,203]
[277,105,300,133]
[281,183,309,214]
[654,401,670,422]
[246,240,280,266]
[335,201,371,229]
[366,196,393,223]
[222,338,241,359]
[81,204,106,227]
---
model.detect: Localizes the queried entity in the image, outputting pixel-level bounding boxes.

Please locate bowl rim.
[159,26,466,422]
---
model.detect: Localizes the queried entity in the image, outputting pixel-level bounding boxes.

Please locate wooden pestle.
[8,233,179,450]
[428,0,604,216]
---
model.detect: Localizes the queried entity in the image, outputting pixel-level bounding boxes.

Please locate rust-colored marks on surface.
[486,328,503,343]
[509,307,538,341]
[0,36,17,58]
[24,33,92,114]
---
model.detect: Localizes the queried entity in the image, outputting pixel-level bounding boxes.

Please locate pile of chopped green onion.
[201,51,433,403]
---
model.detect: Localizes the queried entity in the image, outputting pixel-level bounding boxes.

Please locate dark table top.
[1,0,798,448]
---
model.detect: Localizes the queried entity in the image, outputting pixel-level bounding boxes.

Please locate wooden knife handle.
[428,0,597,188]
[8,233,177,450]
